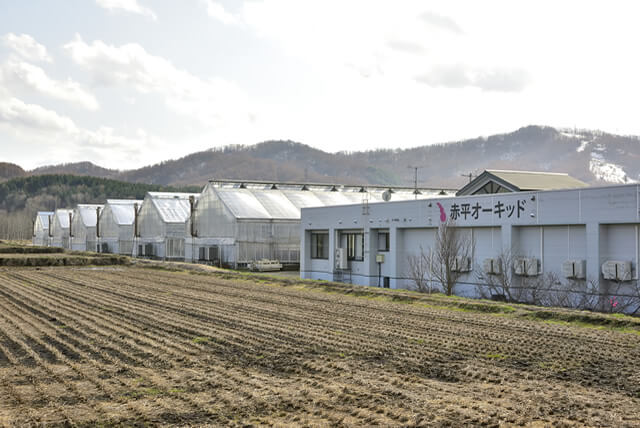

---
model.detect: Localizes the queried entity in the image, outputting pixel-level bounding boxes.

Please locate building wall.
[301,184,640,311]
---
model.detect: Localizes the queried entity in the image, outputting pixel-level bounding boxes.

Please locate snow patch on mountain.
[589,152,636,184]
[576,141,590,152]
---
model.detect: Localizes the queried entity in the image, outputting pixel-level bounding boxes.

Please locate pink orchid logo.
[436,202,446,222]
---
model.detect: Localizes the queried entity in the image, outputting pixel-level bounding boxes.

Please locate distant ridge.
[20,125,640,188]
[0,162,25,181]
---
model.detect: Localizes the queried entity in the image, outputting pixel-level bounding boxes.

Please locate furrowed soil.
[0,267,639,426]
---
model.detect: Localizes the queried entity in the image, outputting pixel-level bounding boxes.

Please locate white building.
[32,211,54,247]
[50,209,73,249]
[192,180,453,268]
[136,192,200,260]
[98,199,143,255]
[70,204,103,251]
[301,181,640,311]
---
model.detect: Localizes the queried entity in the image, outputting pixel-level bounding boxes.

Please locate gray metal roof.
[457,169,588,196]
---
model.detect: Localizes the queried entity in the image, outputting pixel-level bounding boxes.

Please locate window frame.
[310,232,329,260]
[345,232,364,261]
[378,231,390,252]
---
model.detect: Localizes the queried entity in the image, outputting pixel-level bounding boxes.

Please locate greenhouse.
[192,180,453,268]
[136,192,200,260]
[51,209,73,249]
[98,199,143,255]
[32,211,54,247]
[70,204,103,251]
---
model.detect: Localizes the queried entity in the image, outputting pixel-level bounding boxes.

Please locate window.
[378,231,389,252]
[311,232,329,259]
[346,232,364,261]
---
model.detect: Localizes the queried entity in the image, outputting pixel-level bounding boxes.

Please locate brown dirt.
[0,266,639,426]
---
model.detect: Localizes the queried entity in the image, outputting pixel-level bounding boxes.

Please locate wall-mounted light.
[530,213,535,218]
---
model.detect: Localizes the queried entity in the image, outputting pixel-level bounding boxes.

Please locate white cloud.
[0,95,158,169]
[416,64,530,92]
[64,35,252,126]
[420,11,463,35]
[95,0,157,20]
[202,0,241,26]
[2,33,52,63]
[0,96,77,134]
[0,59,99,110]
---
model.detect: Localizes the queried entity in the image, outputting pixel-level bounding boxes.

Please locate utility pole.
[407,165,424,199]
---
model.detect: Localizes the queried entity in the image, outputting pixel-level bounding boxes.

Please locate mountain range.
[3,125,640,188]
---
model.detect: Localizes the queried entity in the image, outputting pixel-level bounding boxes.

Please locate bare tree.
[475,248,517,302]
[427,218,474,296]
[476,248,565,306]
[406,245,438,294]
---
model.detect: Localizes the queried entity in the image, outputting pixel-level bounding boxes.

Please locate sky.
[1,0,640,170]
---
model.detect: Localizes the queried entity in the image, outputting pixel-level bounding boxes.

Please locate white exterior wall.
[301,184,640,310]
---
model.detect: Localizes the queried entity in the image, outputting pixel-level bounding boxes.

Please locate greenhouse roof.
[105,199,143,226]
[206,183,450,221]
[55,209,73,229]
[148,192,200,223]
[37,211,54,228]
[75,204,104,228]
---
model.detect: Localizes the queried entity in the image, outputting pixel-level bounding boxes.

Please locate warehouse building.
[191,180,453,268]
[98,199,143,255]
[32,211,54,247]
[135,192,200,260]
[70,204,103,251]
[301,178,640,310]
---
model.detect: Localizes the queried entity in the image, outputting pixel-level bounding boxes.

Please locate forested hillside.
[0,162,26,181]
[24,126,640,188]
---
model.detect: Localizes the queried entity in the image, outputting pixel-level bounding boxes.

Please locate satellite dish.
[382,190,392,202]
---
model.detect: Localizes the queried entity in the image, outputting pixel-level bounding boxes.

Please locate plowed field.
[0,267,639,426]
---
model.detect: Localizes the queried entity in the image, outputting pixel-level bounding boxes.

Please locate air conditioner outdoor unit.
[562,260,586,279]
[453,256,472,272]
[335,248,348,269]
[601,260,632,281]
[483,258,502,275]
[514,257,540,276]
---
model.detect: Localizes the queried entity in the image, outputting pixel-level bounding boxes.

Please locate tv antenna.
[461,172,476,183]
